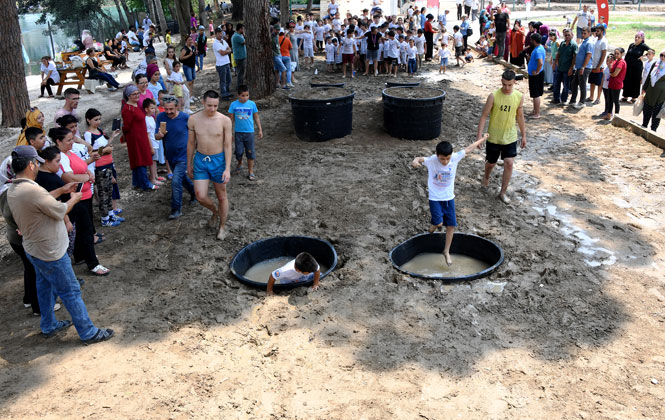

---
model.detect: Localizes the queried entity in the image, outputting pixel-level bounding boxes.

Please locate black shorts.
[455,46,464,57]
[588,70,603,85]
[486,141,517,164]
[528,71,545,98]
[384,56,396,65]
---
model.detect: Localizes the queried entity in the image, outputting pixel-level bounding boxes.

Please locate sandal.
[90,265,110,276]
[248,173,256,181]
[82,328,114,345]
[94,236,105,245]
[232,166,243,175]
[42,320,72,338]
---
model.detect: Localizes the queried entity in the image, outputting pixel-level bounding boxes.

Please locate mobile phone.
[76,183,83,193]
[112,118,121,131]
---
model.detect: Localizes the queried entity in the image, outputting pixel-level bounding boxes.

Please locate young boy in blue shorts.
[228,85,263,181]
[411,134,487,265]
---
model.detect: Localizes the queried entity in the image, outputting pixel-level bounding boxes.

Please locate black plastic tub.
[230,236,338,290]
[385,81,421,88]
[382,87,445,140]
[290,89,355,141]
[389,233,504,282]
[310,82,346,88]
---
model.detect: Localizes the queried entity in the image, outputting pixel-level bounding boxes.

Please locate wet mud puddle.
[400,253,490,277]
[244,257,329,284]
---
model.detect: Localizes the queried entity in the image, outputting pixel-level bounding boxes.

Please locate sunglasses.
[661,54,665,58]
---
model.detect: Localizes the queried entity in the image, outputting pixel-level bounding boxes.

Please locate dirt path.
[1,51,664,419]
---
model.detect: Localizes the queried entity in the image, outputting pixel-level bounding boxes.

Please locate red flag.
[596,0,609,25]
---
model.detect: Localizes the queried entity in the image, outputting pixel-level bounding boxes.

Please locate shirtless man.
[187,90,232,239]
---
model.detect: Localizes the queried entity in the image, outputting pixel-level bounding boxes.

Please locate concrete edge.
[612,115,665,150]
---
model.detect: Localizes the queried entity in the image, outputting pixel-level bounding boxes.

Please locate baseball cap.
[273,23,281,30]
[198,25,204,30]
[12,145,44,163]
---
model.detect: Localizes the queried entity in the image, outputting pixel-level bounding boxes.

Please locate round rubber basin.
[389,233,504,281]
[230,236,338,290]
[310,82,346,88]
[385,81,421,88]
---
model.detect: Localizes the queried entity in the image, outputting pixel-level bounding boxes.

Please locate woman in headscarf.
[16,107,45,146]
[623,31,650,102]
[641,49,665,131]
[509,20,525,67]
[121,85,156,191]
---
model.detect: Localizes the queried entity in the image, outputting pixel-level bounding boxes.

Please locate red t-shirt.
[424,20,433,33]
[60,151,92,200]
[278,35,292,57]
[608,59,627,90]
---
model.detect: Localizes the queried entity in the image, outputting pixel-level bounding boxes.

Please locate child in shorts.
[267,252,321,295]
[228,85,263,181]
[453,25,465,67]
[411,135,487,265]
[143,98,163,187]
[325,37,335,72]
[438,44,451,73]
[168,61,185,110]
[464,47,475,63]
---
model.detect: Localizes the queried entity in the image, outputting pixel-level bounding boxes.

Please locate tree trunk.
[114,0,129,29]
[245,0,275,99]
[305,0,313,14]
[0,0,31,127]
[175,0,191,44]
[231,0,243,20]
[119,0,134,28]
[154,0,168,34]
[146,0,157,28]
[279,0,289,26]
[198,0,207,31]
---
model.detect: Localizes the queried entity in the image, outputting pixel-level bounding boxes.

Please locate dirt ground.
[1,43,665,419]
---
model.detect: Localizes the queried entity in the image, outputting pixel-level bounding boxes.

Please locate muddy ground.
[1,49,664,419]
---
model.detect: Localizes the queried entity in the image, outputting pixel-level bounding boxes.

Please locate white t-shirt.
[592,37,608,68]
[441,33,451,45]
[438,48,451,59]
[576,11,589,28]
[315,26,325,41]
[328,3,338,16]
[145,116,158,149]
[271,259,319,284]
[407,45,417,60]
[41,61,60,83]
[213,38,231,66]
[332,19,342,31]
[341,37,355,54]
[127,30,139,44]
[325,43,336,62]
[602,66,611,89]
[386,39,399,58]
[301,32,314,49]
[453,32,464,47]
[415,35,426,54]
[143,33,151,47]
[424,151,465,201]
[168,71,184,84]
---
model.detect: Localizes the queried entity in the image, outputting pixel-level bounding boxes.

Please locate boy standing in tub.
[411,135,488,265]
[267,252,320,295]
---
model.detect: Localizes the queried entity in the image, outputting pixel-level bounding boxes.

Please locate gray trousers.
[235,58,246,91]
[570,68,591,104]
[495,31,507,59]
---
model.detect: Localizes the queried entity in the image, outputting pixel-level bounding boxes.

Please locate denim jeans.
[554,70,571,103]
[569,68,591,104]
[169,160,195,212]
[183,65,196,81]
[196,54,204,70]
[235,58,246,90]
[132,166,153,190]
[273,56,286,72]
[216,64,231,97]
[280,56,292,84]
[95,72,120,88]
[26,252,98,340]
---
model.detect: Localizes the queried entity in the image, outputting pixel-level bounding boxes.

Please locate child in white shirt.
[415,29,426,68]
[438,45,451,73]
[167,61,185,110]
[143,98,161,186]
[407,39,417,76]
[399,35,409,70]
[325,38,336,72]
[299,25,315,66]
[267,252,321,295]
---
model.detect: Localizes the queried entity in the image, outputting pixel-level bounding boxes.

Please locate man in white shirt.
[571,5,590,42]
[588,24,608,105]
[213,28,232,98]
[127,27,140,49]
[327,0,338,19]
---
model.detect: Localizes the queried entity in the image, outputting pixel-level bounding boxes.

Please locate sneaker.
[24,303,31,308]
[593,99,601,105]
[550,100,561,105]
[101,218,121,227]
[584,98,593,102]
[82,328,114,345]
[573,102,585,109]
[287,83,294,88]
[108,87,118,92]
[42,320,72,338]
[113,209,123,215]
[110,215,125,223]
[168,210,182,220]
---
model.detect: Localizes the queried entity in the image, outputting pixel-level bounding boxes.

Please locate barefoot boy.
[411,135,487,265]
[267,252,320,295]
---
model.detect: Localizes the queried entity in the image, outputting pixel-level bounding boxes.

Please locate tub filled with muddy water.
[390,233,503,281]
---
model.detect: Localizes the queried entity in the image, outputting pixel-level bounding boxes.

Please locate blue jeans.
[196,54,205,70]
[216,64,231,97]
[169,160,195,212]
[273,56,286,72]
[554,70,571,103]
[183,65,196,81]
[132,166,153,190]
[280,56,292,84]
[95,72,119,88]
[26,252,98,340]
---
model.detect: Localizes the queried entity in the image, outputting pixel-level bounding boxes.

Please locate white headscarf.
[652,49,665,87]
[0,156,14,196]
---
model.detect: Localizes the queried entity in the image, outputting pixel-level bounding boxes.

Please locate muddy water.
[243,258,330,284]
[400,253,490,277]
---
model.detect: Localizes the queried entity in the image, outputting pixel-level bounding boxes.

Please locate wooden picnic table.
[55,67,87,95]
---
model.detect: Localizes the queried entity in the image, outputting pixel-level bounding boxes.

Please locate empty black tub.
[230,236,338,290]
[385,81,421,88]
[290,88,354,141]
[389,233,504,282]
[383,87,445,140]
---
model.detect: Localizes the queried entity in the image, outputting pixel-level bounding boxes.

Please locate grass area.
[607,23,665,51]
[533,13,665,23]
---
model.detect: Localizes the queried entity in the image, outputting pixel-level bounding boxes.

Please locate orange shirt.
[510,29,525,58]
[278,35,292,57]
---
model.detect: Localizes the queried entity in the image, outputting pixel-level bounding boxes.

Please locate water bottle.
[314,68,318,75]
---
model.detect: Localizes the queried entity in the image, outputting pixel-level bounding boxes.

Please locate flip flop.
[90,265,110,276]
[248,173,256,181]
[232,167,243,175]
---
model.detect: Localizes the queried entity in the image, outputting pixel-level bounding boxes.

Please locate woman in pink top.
[135,73,154,109]
[605,47,628,120]
[51,127,110,275]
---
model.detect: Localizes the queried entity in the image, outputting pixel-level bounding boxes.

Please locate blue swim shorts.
[193,151,226,183]
[429,199,457,227]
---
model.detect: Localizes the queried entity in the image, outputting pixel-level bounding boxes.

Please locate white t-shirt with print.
[271,259,320,284]
[341,37,355,54]
[423,150,466,201]
[301,32,314,49]
[415,35,426,53]
[439,48,451,60]
[453,32,463,47]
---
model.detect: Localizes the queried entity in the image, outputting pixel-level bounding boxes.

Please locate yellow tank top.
[488,88,522,145]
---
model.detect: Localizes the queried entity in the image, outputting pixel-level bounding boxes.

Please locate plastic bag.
[632,96,643,116]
